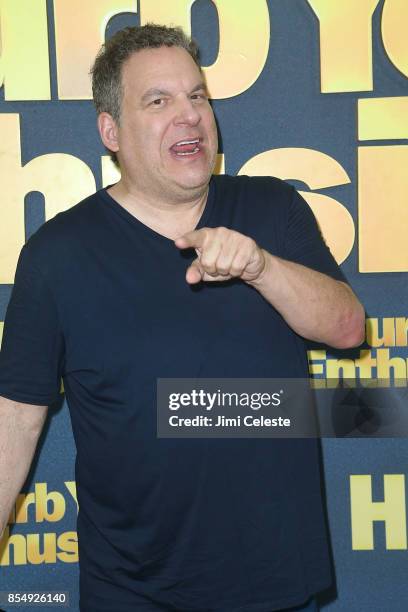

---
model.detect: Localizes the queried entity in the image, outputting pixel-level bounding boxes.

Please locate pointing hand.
[174,227,266,284]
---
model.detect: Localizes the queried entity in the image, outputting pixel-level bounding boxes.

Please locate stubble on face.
[115,46,218,208]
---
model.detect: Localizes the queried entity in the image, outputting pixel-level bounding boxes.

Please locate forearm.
[0,397,47,537]
[248,250,365,349]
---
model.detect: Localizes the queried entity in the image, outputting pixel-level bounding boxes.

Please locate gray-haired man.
[0,24,364,611]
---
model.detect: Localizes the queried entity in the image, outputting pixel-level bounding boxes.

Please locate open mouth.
[170,138,201,156]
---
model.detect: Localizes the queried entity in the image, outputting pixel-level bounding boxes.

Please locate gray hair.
[91,23,201,123]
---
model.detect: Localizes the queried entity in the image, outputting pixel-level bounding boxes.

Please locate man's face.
[114,45,218,202]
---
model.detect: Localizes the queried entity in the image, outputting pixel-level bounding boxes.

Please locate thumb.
[186,258,203,284]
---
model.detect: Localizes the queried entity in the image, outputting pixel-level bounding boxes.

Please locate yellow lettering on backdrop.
[308,350,326,377]
[0,528,27,565]
[0,530,78,566]
[102,156,122,189]
[350,475,407,550]
[326,358,356,382]
[358,97,408,140]
[395,318,408,347]
[54,0,138,100]
[214,153,225,175]
[14,491,36,524]
[306,0,379,93]
[0,0,50,100]
[382,0,408,79]
[358,145,408,272]
[377,349,407,381]
[0,114,96,284]
[35,483,66,523]
[27,533,57,564]
[363,316,408,348]
[64,481,79,511]
[354,350,378,381]
[140,0,270,99]
[57,531,78,563]
[366,317,396,347]
[238,148,354,264]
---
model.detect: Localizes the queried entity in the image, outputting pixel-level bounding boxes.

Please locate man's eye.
[152,98,165,106]
[191,93,206,101]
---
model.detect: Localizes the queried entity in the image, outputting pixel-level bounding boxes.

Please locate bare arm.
[175,228,365,350]
[0,395,47,537]
[248,250,365,349]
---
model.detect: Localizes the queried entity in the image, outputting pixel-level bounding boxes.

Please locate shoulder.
[24,191,103,253]
[212,173,293,197]
[211,174,294,214]
[211,173,296,228]
[210,175,298,256]
[21,190,104,275]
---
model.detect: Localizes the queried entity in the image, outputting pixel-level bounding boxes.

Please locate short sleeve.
[0,245,65,405]
[283,187,346,282]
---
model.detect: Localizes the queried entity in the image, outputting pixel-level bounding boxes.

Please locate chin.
[175,168,212,191]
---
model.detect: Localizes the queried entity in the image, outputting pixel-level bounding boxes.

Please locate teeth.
[174,139,199,146]
[175,147,200,156]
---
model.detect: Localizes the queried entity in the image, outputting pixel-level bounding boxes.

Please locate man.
[0,24,364,612]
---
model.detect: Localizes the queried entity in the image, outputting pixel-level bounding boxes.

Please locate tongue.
[171,142,198,153]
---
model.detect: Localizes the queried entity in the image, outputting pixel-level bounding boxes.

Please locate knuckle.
[201,257,216,272]
[230,264,244,276]
[217,265,230,275]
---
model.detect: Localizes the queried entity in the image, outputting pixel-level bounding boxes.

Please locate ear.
[97,112,120,153]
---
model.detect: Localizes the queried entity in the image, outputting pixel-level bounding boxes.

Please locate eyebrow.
[141,82,207,102]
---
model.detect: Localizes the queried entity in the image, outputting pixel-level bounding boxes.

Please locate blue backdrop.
[0,1,407,610]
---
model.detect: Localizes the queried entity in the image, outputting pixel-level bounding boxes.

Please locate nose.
[173,94,201,126]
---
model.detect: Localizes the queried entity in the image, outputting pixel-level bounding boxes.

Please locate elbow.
[331,302,366,349]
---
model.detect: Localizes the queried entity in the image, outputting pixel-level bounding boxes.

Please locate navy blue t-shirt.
[0,175,344,611]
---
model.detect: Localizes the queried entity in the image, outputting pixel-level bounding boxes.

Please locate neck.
[107,179,210,240]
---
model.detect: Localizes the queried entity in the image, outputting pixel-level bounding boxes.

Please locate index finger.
[174,228,207,250]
